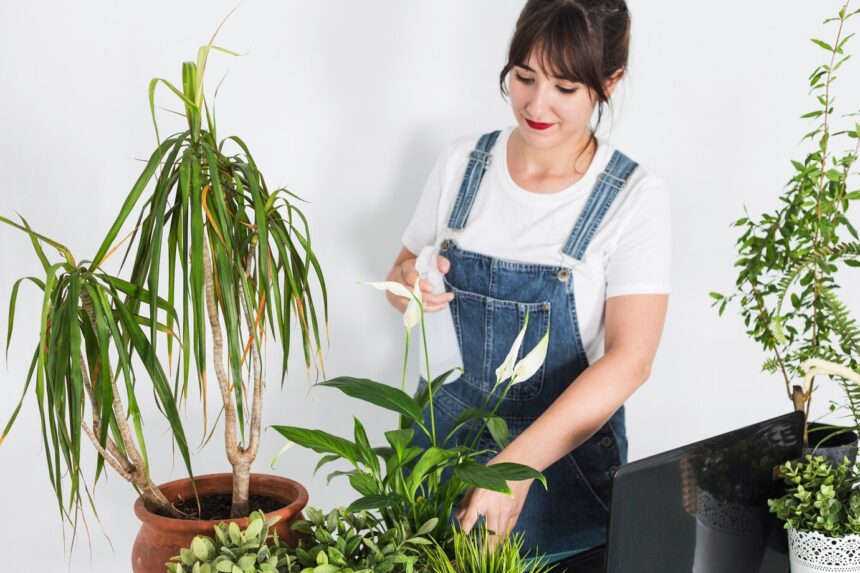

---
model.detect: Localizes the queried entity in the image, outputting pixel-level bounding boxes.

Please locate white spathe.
[512,326,550,385]
[495,313,529,384]
[362,280,423,330]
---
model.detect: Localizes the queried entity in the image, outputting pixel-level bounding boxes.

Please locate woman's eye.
[515,73,534,84]
[558,86,578,95]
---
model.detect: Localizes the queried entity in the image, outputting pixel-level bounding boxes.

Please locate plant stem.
[401,331,410,393]
[418,309,436,448]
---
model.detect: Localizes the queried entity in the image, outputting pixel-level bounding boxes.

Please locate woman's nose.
[525,83,553,118]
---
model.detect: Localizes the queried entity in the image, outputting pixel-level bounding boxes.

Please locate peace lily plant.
[273,280,550,558]
[0,18,326,530]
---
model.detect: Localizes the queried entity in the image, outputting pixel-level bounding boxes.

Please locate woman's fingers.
[437,255,451,274]
[422,293,454,312]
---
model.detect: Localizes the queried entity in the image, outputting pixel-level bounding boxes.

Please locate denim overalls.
[414,130,638,555]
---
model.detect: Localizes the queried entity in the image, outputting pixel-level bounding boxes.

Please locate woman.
[385,0,670,559]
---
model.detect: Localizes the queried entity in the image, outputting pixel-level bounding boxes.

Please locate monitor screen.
[606,412,804,573]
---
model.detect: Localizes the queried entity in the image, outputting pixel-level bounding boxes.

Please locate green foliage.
[166,510,292,573]
[286,507,431,572]
[420,525,555,573]
[273,312,549,556]
[712,2,860,418]
[769,455,860,536]
[0,19,327,526]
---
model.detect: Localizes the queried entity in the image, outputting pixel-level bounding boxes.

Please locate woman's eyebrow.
[514,63,535,72]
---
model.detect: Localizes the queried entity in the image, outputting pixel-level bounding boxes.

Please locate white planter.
[788,529,860,572]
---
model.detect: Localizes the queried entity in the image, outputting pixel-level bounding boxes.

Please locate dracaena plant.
[272,282,549,556]
[711,1,860,444]
[1,19,326,523]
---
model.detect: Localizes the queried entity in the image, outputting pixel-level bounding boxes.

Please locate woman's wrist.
[491,437,547,473]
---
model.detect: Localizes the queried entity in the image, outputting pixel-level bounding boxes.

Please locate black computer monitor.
[600,411,803,573]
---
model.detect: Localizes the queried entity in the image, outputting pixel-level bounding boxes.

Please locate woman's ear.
[604,68,625,97]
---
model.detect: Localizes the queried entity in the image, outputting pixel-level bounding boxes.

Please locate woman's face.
[508,50,616,150]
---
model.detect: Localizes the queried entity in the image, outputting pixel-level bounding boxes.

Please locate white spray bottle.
[415,245,463,383]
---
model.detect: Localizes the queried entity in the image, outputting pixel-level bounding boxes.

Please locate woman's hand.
[456,476,534,539]
[386,247,454,313]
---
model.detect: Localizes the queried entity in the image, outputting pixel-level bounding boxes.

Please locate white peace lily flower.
[511,327,550,385]
[495,314,530,383]
[363,281,413,299]
[361,279,423,330]
[402,278,423,330]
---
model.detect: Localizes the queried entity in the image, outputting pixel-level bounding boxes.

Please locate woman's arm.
[385,246,454,313]
[457,293,669,535]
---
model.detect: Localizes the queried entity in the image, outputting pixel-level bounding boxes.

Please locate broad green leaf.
[346,494,400,513]
[319,377,422,422]
[353,417,380,477]
[490,462,547,489]
[271,426,360,464]
[487,417,510,449]
[405,447,457,499]
[384,429,414,461]
[453,462,512,495]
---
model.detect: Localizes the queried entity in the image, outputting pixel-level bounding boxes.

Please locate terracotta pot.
[132,473,309,573]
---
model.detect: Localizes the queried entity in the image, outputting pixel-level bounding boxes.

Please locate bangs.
[502,3,606,96]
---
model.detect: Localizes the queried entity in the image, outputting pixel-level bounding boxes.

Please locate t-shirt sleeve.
[604,178,672,298]
[401,146,449,255]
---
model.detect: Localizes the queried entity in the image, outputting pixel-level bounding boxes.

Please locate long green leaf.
[405,446,456,499]
[271,426,360,465]
[319,377,423,422]
[489,462,547,489]
[90,136,181,269]
[453,462,512,496]
[109,283,195,485]
[6,276,45,359]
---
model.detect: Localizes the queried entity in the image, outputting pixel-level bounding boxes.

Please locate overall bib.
[414,130,638,555]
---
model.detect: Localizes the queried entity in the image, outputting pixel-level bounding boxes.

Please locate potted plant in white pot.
[0,23,326,573]
[712,0,860,456]
[770,454,860,572]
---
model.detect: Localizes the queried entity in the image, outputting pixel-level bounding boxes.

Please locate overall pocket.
[445,278,550,400]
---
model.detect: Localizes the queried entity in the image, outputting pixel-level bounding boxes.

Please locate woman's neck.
[508,128,597,179]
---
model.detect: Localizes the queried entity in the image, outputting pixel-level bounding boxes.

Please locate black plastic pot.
[802,421,858,465]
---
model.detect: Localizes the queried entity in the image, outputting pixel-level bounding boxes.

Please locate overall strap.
[447,130,502,230]
[562,150,639,261]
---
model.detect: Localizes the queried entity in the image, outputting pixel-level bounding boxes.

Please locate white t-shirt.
[402,126,671,364]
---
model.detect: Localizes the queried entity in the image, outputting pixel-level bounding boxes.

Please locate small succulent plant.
[288,506,434,572]
[166,510,292,573]
[769,455,860,537]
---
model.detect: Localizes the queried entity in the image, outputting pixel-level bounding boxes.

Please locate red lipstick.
[525,119,553,130]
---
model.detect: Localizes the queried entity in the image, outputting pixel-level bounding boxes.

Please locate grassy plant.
[421,525,555,573]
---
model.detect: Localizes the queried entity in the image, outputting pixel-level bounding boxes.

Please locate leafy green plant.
[0,17,326,524]
[421,525,555,573]
[711,1,860,443]
[286,506,432,572]
[167,510,293,573]
[273,284,548,554]
[769,455,860,536]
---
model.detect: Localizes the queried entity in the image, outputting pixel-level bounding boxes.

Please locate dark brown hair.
[500,0,631,139]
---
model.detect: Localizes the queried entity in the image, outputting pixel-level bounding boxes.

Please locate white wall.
[1,0,857,569]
